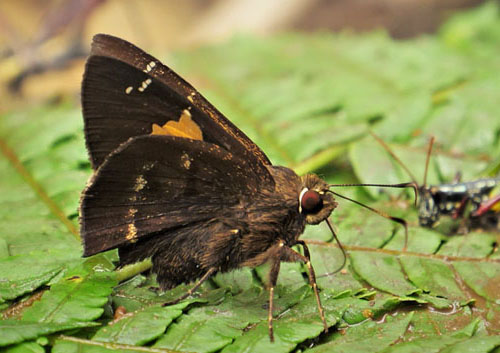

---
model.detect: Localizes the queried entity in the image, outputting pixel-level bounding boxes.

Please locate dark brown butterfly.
[80,34,410,341]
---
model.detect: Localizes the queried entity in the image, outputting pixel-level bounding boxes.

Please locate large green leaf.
[21,262,117,324]
[1,2,500,352]
[0,319,98,347]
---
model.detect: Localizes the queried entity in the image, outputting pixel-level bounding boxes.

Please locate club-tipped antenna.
[370,131,419,185]
[328,182,418,206]
[422,136,435,188]
[327,190,409,251]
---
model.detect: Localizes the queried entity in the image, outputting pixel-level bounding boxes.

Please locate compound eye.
[301,190,323,213]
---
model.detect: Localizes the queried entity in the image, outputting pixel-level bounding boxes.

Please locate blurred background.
[0,0,488,113]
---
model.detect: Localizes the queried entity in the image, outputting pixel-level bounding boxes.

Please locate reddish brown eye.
[301,190,323,213]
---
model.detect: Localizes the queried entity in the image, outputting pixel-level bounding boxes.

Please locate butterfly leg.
[245,241,328,341]
[268,255,281,342]
[162,267,217,306]
[296,240,328,334]
[267,243,328,341]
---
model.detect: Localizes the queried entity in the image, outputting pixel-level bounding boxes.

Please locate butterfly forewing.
[80,135,274,256]
[79,34,339,341]
[82,34,271,171]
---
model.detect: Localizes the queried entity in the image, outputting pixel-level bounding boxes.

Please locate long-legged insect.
[372,133,500,229]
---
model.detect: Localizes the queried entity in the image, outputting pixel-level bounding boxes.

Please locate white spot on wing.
[125,86,133,94]
[181,153,192,169]
[143,162,156,171]
[138,78,152,92]
[143,61,157,73]
[134,175,147,192]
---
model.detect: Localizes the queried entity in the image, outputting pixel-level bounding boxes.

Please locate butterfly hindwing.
[82,34,271,171]
[80,135,275,256]
[79,34,336,340]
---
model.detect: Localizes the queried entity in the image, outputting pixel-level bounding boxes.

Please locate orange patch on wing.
[151,109,203,140]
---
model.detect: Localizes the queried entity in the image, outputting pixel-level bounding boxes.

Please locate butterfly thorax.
[223,167,335,269]
[233,166,305,265]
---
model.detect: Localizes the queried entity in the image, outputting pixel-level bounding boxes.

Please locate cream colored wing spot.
[126,208,138,242]
[138,78,152,92]
[181,153,192,169]
[151,109,203,140]
[142,162,156,171]
[126,223,138,242]
[143,61,157,73]
[125,86,133,94]
[134,175,147,192]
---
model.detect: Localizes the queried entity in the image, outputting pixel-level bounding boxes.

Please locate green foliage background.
[1,3,500,352]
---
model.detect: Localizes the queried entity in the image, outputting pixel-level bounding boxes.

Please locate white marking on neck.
[299,187,309,213]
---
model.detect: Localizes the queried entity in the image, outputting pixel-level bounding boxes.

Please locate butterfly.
[80,34,409,341]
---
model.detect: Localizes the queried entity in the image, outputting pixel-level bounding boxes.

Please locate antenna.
[326,189,410,250]
[422,136,435,188]
[370,131,419,185]
[328,182,418,206]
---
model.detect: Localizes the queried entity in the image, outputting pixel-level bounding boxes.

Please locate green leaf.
[400,256,467,302]
[0,319,97,347]
[334,207,395,248]
[309,312,414,352]
[438,232,497,258]
[386,227,444,253]
[21,263,117,324]
[454,261,500,303]
[381,318,481,352]
[308,244,364,294]
[221,292,340,353]
[0,267,61,303]
[350,252,419,296]
[440,335,500,353]
[92,302,193,346]
[254,261,307,292]
[53,336,183,352]
[212,268,259,294]
[0,341,45,353]
[152,287,293,352]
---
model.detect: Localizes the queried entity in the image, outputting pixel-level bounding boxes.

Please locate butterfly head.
[299,174,337,225]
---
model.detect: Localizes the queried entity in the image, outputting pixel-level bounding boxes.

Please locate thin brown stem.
[304,239,500,263]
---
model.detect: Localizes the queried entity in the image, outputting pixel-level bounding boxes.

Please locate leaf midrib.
[0,138,79,240]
